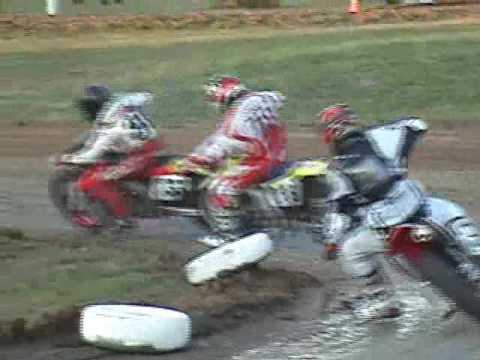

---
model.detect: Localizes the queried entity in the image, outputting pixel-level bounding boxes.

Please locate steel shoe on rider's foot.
[196,235,228,248]
[351,270,402,319]
[341,270,388,308]
[355,298,402,320]
[114,218,136,229]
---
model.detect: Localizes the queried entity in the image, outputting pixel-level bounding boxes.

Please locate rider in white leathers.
[65,85,161,227]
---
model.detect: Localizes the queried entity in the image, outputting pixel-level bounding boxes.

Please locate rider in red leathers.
[65,85,162,228]
[183,75,287,247]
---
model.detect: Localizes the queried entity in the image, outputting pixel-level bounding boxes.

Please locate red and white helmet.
[317,104,358,144]
[204,75,247,108]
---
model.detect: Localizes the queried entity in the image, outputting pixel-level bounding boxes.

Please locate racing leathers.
[189,91,287,241]
[322,117,428,279]
[66,92,161,222]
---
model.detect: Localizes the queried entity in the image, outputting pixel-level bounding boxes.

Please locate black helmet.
[75,85,111,122]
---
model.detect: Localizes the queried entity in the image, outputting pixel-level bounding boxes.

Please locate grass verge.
[0,228,319,343]
[1,20,480,127]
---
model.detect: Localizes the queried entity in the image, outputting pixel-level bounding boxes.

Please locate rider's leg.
[340,226,385,279]
[339,226,401,318]
[197,163,269,247]
[77,169,130,218]
[76,140,160,224]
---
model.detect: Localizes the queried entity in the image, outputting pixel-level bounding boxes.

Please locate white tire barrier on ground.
[185,233,274,285]
[80,304,192,353]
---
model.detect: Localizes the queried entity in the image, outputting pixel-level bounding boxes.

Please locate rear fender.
[265,159,328,190]
[388,224,434,263]
[289,159,328,180]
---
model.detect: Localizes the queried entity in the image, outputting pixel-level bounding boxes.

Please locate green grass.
[0,234,191,326]
[1,23,480,127]
[0,229,314,339]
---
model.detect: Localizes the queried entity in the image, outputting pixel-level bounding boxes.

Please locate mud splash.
[232,276,454,360]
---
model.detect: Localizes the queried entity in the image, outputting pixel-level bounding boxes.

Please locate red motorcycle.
[385,213,480,321]
[48,133,329,235]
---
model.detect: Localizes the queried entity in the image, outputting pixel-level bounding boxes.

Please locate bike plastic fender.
[267,175,299,190]
[289,160,328,179]
[266,160,328,190]
[388,224,423,262]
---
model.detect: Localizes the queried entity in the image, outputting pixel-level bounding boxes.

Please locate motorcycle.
[48,136,330,234]
[383,196,480,321]
[325,118,480,321]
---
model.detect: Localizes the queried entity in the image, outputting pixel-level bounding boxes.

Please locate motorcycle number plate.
[266,178,303,207]
[148,175,192,201]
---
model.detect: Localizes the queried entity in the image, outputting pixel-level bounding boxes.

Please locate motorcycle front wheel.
[414,241,480,321]
[48,166,117,234]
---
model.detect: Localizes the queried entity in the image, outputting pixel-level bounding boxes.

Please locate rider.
[63,85,161,228]
[186,75,287,247]
[316,104,428,316]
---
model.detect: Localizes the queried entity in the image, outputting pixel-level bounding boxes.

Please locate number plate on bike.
[265,178,303,207]
[148,175,192,201]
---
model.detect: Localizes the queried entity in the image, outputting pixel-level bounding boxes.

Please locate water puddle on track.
[232,277,453,360]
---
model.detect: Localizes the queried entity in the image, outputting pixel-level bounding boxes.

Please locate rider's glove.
[320,212,352,260]
[59,154,93,165]
[59,154,75,164]
[322,243,339,261]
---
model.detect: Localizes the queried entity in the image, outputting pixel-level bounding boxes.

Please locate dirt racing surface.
[1,122,480,359]
[1,4,480,36]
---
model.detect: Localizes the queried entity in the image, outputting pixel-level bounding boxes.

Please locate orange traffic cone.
[347,0,360,14]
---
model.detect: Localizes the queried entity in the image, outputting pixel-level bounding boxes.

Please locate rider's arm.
[398,117,428,163]
[65,129,117,164]
[320,167,366,242]
[66,118,150,164]
[189,133,247,166]
[65,93,157,165]
[227,92,285,153]
[189,92,284,166]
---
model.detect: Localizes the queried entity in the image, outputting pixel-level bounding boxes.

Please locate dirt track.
[2,4,480,36]
[1,123,480,359]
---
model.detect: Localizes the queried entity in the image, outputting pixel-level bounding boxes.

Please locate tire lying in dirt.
[185,232,273,285]
[80,304,192,353]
